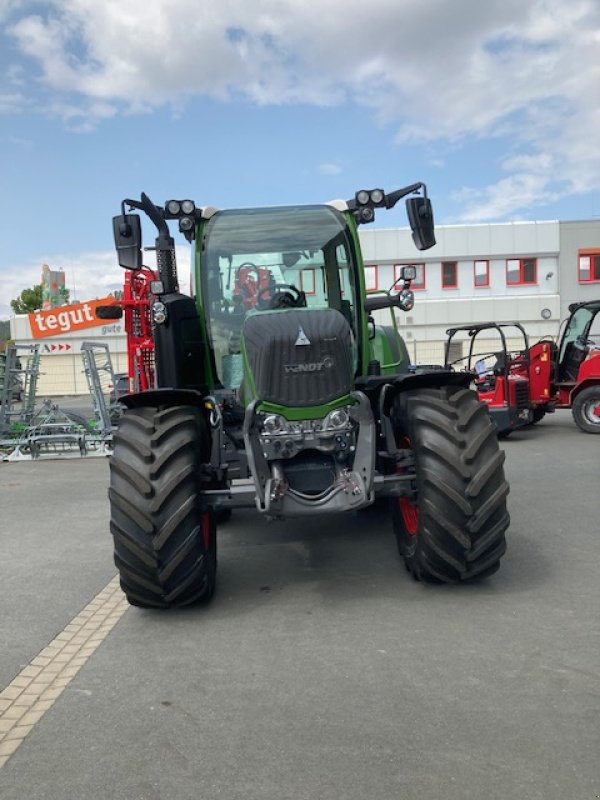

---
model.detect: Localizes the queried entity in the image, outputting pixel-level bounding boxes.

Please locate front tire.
[571,386,600,434]
[109,405,217,608]
[530,407,546,425]
[391,387,509,582]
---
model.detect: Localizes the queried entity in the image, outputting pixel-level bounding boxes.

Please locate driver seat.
[559,339,588,382]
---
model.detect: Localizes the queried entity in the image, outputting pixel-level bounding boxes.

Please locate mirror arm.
[384,182,425,210]
[364,294,394,313]
[123,193,178,293]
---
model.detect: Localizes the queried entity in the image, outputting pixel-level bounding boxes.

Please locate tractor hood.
[241,308,354,407]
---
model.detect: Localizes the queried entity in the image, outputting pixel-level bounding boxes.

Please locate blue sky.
[1,0,599,319]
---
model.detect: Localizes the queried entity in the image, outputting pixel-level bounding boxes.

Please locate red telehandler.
[445,300,600,435]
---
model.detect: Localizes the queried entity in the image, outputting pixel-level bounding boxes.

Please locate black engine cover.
[242,309,354,407]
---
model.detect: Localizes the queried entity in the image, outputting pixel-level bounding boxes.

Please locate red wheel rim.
[398,497,419,535]
[201,512,211,550]
[397,435,419,535]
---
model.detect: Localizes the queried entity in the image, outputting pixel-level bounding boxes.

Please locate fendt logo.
[284,356,334,375]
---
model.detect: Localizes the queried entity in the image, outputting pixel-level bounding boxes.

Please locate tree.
[11,285,43,315]
[58,286,70,305]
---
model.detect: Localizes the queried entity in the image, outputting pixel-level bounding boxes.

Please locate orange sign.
[29,298,119,339]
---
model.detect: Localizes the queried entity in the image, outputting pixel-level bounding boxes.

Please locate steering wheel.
[257,283,306,310]
[576,335,597,348]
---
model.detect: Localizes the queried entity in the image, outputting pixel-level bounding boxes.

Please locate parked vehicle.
[445,300,600,435]
[444,322,532,436]
[106,185,509,607]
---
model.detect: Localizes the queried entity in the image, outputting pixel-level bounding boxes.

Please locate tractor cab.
[555,300,600,383]
[199,205,362,393]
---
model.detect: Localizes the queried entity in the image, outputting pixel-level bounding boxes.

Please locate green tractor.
[109,184,509,607]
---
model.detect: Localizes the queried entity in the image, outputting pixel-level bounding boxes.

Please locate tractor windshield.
[200,205,359,389]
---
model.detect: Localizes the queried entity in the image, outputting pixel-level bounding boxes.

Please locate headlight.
[166,200,181,215]
[370,188,384,204]
[263,414,286,434]
[152,301,167,324]
[356,190,370,205]
[324,408,349,429]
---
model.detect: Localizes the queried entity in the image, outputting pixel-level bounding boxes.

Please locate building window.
[579,250,600,283]
[474,260,490,287]
[364,265,378,291]
[506,258,537,285]
[395,263,425,290]
[299,269,316,295]
[442,261,458,288]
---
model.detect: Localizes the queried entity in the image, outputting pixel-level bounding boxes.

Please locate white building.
[9,218,600,393]
[363,218,600,364]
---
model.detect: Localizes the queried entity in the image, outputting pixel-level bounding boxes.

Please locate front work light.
[180,200,195,215]
[166,200,181,215]
[399,265,417,281]
[149,280,165,295]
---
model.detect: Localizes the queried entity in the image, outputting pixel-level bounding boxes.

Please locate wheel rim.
[201,512,212,550]
[583,398,600,424]
[398,497,419,535]
[397,435,419,535]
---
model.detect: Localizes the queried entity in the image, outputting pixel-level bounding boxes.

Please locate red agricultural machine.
[114,268,158,393]
[445,300,600,435]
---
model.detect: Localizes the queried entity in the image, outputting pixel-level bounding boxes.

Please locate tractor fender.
[381,369,472,417]
[120,387,207,412]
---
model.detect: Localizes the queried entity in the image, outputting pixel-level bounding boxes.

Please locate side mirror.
[406,197,436,251]
[113,214,142,270]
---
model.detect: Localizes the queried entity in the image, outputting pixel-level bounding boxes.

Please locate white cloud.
[3,0,600,219]
[0,0,24,20]
[0,92,25,113]
[0,247,191,320]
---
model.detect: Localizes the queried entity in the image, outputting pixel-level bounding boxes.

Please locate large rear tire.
[391,387,509,582]
[571,386,600,434]
[109,405,217,608]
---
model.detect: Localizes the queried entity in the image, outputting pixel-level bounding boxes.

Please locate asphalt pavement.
[0,410,599,800]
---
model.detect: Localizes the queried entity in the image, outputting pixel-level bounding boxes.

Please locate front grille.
[515,381,530,411]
